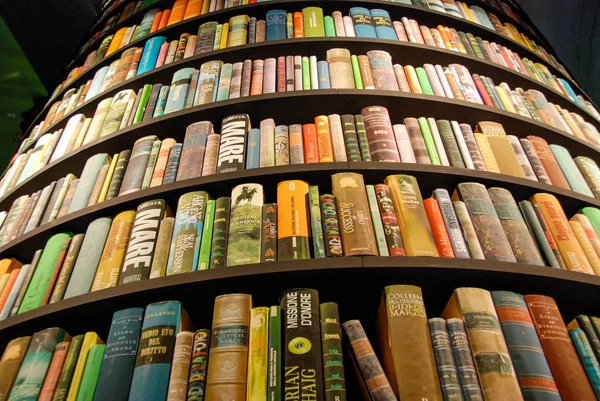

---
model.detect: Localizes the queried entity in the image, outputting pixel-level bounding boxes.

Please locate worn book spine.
[327,114,347,162]
[0,336,31,400]
[198,200,215,270]
[205,294,251,401]
[309,186,326,258]
[247,307,269,400]
[53,335,84,401]
[374,184,405,256]
[320,302,347,401]
[361,106,401,162]
[332,173,378,256]
[166,331,193,401]
[201,134,219,177]
[340,115,361,162]
[458,124,486,171]
[424,198,455,258]
[507,136,537,181]
[150,139,176,187]
[575,156,600,198]
[518,201,562,269]
[403,117,431,165]
[366,185,389,256]
[187,329,210,401]
[260,118,276,167]
[119,135,158,196]
[437,120,465,168]
[38,341,71,401]
[281,289,324,401]
[105,150,130,200]
[433,189,469,259]
[10,251,41,317]
[527,136,570,189]
[533,204,566,269]
[48,233,84,304]
[277,180,310,260]
[428,319,464,401]
[148,217,175,279]
[572,214,600,267]
[319,195,343,258]
[275,125,289,166]
[227,184,263,266]
[569,328,600,398]
[261,204,277,263]
[217,114,250,174]
[570,221,600,275]
[177,122,211,181]
[210,197,231,268]
[267,306,281,401]
[446,319,484,401]
[314,115,334,163]
[353,115,371,162]
[288,124,304,165]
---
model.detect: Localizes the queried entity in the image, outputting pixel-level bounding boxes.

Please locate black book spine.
[210,197,231,268]
[142,84,163,121]
[320,302,347,401]
[340,114,361,162]
[429,318,465,401]
[261,203,277,263]
[216,114,250,174]
[446,318,484,401]
[354,115,371,162]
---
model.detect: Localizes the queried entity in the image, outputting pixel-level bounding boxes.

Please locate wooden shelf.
[4,90,600,210]
[1,256,598,350]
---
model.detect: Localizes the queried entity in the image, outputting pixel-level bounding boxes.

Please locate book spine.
[210,197,231,268]
[433,189,469,259]
[247,307,269,400]
[428,319,464,401]
[202,134,220,176]
[261,204,277,263]
[275,125,289,166]
[187,330,210,401]
[340,115,361,162]
[374,184,405,256]
[260,119,275,167]
[315,115,334,162]
[267,306,281,401]
[149,217,175,279]
[519,201,562,269]
[327,115,347,162]
[424,198,455,258]
[569,329,600,398]
[226,184,263,266]
[366,185,389,256]
[320,303,347,401]
[354,115,371,162]
[277,181,310,260]
[446,319,484,401]
[162,144,182,185]
[288,125,304,165]
[309,186,326,258]
[198,200,215,270]
[319,195,343,258]
[167,332,194,401]
[302,124,319,163]
[38,341,71,401]
[66,332,102,401]
[49,233,84,304]
[532,204,566,269]
[361,106,401,162]
[217,114,249,174]
[74,344,105,401]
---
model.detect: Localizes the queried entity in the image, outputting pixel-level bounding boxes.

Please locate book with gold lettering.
[475,122,525,178]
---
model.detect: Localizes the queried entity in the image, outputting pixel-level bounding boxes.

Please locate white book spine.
[392,124,416,163]
[327,114,348,162]
[450,120,474,169]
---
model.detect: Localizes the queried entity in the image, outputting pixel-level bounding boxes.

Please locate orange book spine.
[423,198,455,258]
[302,124,319,163]
[0,268,20,311]
[293,12,304,38]
[159,9,171,30]
[150,11,163,33]
[167,0,188,26]
[38,342,70,401]
[437,26,455,50]
[184,0,203,19]
[314,116,334,162]
[106,28,127,56]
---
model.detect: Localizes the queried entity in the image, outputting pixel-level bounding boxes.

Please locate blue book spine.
[0,264,30,320]
[128,302,185,401]
[164,68,195,115]
[87,66,109,100]
[370,9,397,40]
[216,63,233,102]
[492,291,562,401]
[162,144,182,185]
[570,328,600,399]
[246,128,260,169]
[266,9,287,41]
[137,36,166,75]
[152,86,170,118]
[349,7,376,38]
[93,308,144,401]
[558,78,584,106]
[317,61,331,89]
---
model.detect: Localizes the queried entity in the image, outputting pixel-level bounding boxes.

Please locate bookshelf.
[2,0,600,399]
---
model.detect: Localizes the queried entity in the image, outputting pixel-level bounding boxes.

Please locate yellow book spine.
[461,4,475,21]
[473,133,501,173]
[201,0,210,15]
[227,15,249,47]
[246,307,269,401]
[98,153,119,203]
[66,332,103,401]
[314,115,334,162]
[91,210,136,291]
[220,22,229,49]
[495,86,516,113]
[242,0,248,4]
[570,221,600,275]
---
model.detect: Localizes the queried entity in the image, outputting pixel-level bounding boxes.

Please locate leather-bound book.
[526,136,570,190]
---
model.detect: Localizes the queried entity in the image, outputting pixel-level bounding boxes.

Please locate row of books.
[2,286,600,401]
[12,46,600,192]
[52,3,590,133]
[4,105,600,245]
[2,172,600,319]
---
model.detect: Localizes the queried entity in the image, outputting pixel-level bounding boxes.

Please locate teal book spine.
[302,57,311,90]
[366,185,389,256]
[266,9,287,41]
[417,117,441,165]
[68,154,109,214]
[245,128,260,169]
[137,36,166,75]
[152,86,170,118]
[215,63,232,102]
[162,143,182,185]
[308,186,326,258]
[492,291,561,401]
[575,315,600,362]
[349,7,376,38]
[63,217,112,299]
[198,199,215,270]
[75,345,106,401]
[128,301,187,401]
[317,61,331,89]
[8,327,68,400]
[570,328,600,399]
[164,68,195,115]
[550,144,594,197]
[371,9,396,40]
[416,67,434,95]
[267,306,282,401]
[92,308,144,401]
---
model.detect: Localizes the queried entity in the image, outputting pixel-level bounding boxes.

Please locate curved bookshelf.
[26,0,591,139]
[1,257,598,347]
[3,89,600,209]
[1,161,599,262]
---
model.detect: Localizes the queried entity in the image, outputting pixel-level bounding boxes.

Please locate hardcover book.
[0,336,30,400]
[119,136,158,196]
[217,114,250,174]
[227,184,263,266]
[247,307,269,400]
[277,180,310,260]
[361,106,401,162]
[177,122,212,181]
[261,204,277,262]
[433,189,469,258]
[187,330,210,401]
[320,303,346,401]
[428,319,463,401]
[167,332,194,401]
[149,217,175,279]
[446,319,484,400]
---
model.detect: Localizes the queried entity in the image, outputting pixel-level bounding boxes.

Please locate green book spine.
[570,329,600,398]
[416,67,434,95]
[354,115,371,161]
[302,56,311,90]
[10,249,42,317]
[309,186,326,258]
[226,184,263,266]
[320,302,347,401]
[417,117,441,165]
[324,16,336,37]
[302,7,325,37]
[267,306,282,401]
[133,84,153,124]
[518,200,561,269]
[198,200,215,270]
[261,204,278,263]
[210,197,231,268]
[340,114,361,162]
[212,24,222,51]
[75,345,105,401]
[551,144,594,197]
[53,335,84,401]
[366,185,388,256]
[350,55,363,89]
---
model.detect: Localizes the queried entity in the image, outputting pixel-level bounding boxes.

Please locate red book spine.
[38,342,71,401]
[525,295,597,401]
[472,74,495,107]
[424,198,455,258]
[302,123,319,163]
[277,56,286,93]
[293,12,304,38]
[150,11,163,33]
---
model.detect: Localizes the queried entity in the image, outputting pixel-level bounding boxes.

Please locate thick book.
[217,114,250,174]
[526,136,570,189]
[492,291,561,401]
[437,120,465,168]
[302,7,325,37]
[266,10,286,40]
[385,174,438,256]
[68,153,109,213]
[281,289,324,401]
[350,7,376,38]
[428,319,463,401]
[452,182,516,262]
[367,50,399,91]
[187,330,210,401]
[163,144,182,184]
[575,156,600,198]
[326,48,354,89]
[150,139,176,187]
[247,307,269,400]
[205,294,252,401]
[164,68,196,114]
[360,106,401,162]
[320,303,346,401]
[331,173,378,256]
[129,301,191,401]
[227,184,263,266]
[167,191,209,274]
[443,288,524,401]
[404,117,430,165]
[378,285,442,400]
[0,336,30,400]
[167,331,194,401]
[119,135,158,196]
[277,180,310,260]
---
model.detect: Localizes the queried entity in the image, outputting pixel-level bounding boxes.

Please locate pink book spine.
[155,42,170,68]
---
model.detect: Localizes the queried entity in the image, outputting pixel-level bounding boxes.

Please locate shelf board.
[4,90,599,210]
[0,256,598,350]
[2,161,599,262]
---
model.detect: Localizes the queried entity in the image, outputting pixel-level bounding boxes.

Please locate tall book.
[331,173,378,256]
[167,192,209,274]
[75,344,105,401]
[424,198,455,258]
[187,330,210,401]
[119,135,158,196]
[366,185,389,256]
[320,195,343,258]
[106,149,131,200]
[443,288,524,401]
[227,184,263,266]
[326,48,354,89]
[277,180,310,260]
[68,153,109,213]
[267,306,281,401]
[550,144,594,197]
[52,335,84,401]
[210,197,231,268]
[433,189,469,258]
[281,289,324,401]
[205,294,252,401]
[0,336,30,400]
[446,319,484,401]
[247,307,269,400]
[176,122,212,181]
[526,136,570,190]
[217,114,250,174]
[309,186,326,258]
[385,174,438,256]
[65,332,103,401]
[167,331,194,401]
[575,156,600,198]
[360,106,401,162]
[569,328,600,399]
[374,184,405,256]
[320,303,346,401]
[149,217,175,279]
[120,199,168,284]
[427,318,464,401]
[129,301,191,401]
[198,200,215,270]
[519,201,563,269]
[302,7,325,37]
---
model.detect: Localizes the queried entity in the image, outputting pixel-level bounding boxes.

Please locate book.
[163,144,182,184]
[0,336,30,400]
[140,140,161,189]
[378,285,442,400]
[167,191,209,274]
[129,301,191,401]
[246,129,260,169]
[519,201,563,269]
[340,115,361,162]
[187,330,210,401]
[177,122,212,181]
[0,264,30,319]
[227,15,249,47]
[164,68,195,114]
[246,307,269,400]
[443,288,523,401]
[575,156,600,198]
[266,10,286,40]
[551,144,594,196]
[68,153,109,213]
[216,63,233,100]
[319,195,343,257]
[366,185,389,256]
[266,306,281,401]
[137,36,166,75]
[360,106,401,162]
[319,303,346,401]
[433,189,469,258]
[371,9,396,39]
[436,120,465,168]
[167,332,194,401]
[385,174,438,256]
[150,139,176,187]
[210,197,231,268]
[418,117,441,165]
[452,182,516,262]
[217,114,250,174]
[427,318,463,401]
[52,335,84,401]
[326,49,354,89]
[281,289,324,400]
[260,204,277,263]
[303,7,325,37]
[275,125,289,165]
[314,116,334,162]
[119,135,158,196]
[424,198,455,257]
[569,328,600,398]
[526,136,570,189]
[404,118,430,164]
[194,61,222,105]
[373,184,405,256]
[198,200,215,270]
[473,133,500,173]
[75,344,105,401]
[149,217,175,279]
[308,186,326,258]
[507,136,537,181]
[106,149,131,200]
[205,294,252,401]
[277,180,310,260]
[260,118,275,167]
[446,319,484,400]
[227,184,263,266]
[350,7,376,38]
[332,173,378,256]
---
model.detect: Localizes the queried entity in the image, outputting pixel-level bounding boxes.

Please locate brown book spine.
[520,138,552,185]
[357,55,375,89]
[404,118,431,164]
[167,331,194,401]
[525,295,597,400]
[360,106,401,162]
[277,56,286,92]
[527,136,570,189]
[201,134,220,176]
